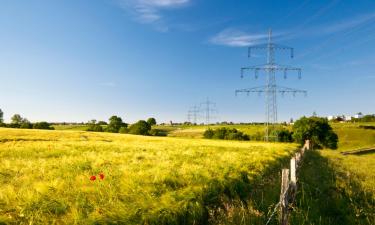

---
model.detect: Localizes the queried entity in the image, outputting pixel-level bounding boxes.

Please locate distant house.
[344,115,352,121]
[327,115,337,121]
[354,113,364,119]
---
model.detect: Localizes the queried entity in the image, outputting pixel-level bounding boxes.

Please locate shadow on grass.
[206,156,292,225]
[290,150,374,225]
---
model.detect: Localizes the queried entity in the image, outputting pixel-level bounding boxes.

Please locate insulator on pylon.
[284,70,287,79]
[255,70,259,79]
[298,70,302,79]
[291,49,294,58]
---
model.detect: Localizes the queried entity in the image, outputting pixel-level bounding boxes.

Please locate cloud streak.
[209,29,269,47]
[118,0,190,30]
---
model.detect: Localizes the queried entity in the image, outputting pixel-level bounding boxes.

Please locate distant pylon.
[200,98,217,126]
[187,105,200,124]
[236,29,307,142]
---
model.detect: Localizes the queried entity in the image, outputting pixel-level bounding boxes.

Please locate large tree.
[106,115,127,133]
[146,118,157,126]
[293,116,338,149]
[11,114,23,125]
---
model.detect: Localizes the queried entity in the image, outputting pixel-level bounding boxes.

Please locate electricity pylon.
[200,98,217,126]
[187,105,200,124]
[236,29,306,142]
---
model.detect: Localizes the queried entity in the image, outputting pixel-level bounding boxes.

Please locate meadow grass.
[0,128,296,224]
[290,123,375,225]
[158,125,266,139]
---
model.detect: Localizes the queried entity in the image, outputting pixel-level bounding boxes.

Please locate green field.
[290,123,375,224]
[0,128,296,224]
[156,124,266,139]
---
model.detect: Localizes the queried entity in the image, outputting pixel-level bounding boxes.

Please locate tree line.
[86,116,163,136]
[204,116,339,149]
[0,110,54,130]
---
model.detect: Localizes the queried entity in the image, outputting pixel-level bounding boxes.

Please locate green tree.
[128,120,151,135]
[33,122,54,130]
[293,116,338,149]
[106,115,127,133]
[0,108,3,123]
[146,118,157,126]
[20,118,32,129]
[11,114,23,125]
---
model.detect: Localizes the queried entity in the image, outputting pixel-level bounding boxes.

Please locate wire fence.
[264,140,311,225]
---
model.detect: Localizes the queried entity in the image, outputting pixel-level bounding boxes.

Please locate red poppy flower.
[90,175,96,181]
[99,173,104,180]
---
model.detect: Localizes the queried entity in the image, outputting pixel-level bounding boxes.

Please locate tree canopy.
[106,115,127,133]
[146,118,157,126]
[293,116,338,149]
[128,120,151,135]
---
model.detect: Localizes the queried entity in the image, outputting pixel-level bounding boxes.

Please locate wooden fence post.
[305,140,310,150]
[280,169,290,225]
[290,157,296,186]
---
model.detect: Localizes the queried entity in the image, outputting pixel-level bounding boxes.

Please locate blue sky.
[1,0,375,123]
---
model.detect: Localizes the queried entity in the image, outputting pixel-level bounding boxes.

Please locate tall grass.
[290,123,375,225]
[0,128,296,224]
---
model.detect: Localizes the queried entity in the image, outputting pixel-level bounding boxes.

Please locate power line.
[236,29,307,142]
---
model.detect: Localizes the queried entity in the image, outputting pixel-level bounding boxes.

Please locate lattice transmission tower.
[236,29,307,142]
[200,98,217,126]
[187,105,200,124]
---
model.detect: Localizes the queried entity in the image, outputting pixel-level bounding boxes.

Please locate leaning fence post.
[280,169,290,225]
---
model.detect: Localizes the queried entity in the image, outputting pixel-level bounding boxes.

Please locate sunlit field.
[290,123,375,224]
[0,128,296,224]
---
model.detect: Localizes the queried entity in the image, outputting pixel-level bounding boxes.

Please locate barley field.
[0,128,296,224]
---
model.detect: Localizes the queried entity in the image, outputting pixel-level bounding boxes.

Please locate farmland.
[0,128,296,224]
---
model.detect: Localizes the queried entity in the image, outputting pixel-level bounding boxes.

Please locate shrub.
[203,129,214,139]
[275,129,293,142]
[204,128,249,141]
[128,120,151,135]
[119,127,129,134]
[20,122,33,129]
[293,116,338,149]
[149,129,167,136]
[33,122,54,130]
[87,124,103,132]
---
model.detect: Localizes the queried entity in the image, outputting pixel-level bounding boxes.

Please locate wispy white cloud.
[118,0,190,30]
[209,29,269,47]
